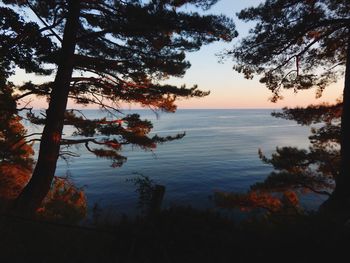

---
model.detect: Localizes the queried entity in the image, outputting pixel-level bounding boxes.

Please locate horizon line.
[31,107,284,111]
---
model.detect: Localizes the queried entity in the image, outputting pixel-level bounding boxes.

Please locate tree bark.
[14,0,81,214]
[333,27,350,200]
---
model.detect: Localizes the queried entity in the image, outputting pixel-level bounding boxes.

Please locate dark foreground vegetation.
[1,206,350,263]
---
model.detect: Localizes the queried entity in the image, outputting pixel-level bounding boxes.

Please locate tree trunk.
[333,27,350,200]
[14,0,80,214]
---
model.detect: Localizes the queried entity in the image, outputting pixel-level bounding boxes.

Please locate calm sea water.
[26,109,327,215]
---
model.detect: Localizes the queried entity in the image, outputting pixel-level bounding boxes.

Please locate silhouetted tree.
[0,6,51,204]
[252,102,340,196]
[1,0,237,213]
[229,0,350,204]
[0,4,53,207]
[0,83,34,201]
[215,102,341,215]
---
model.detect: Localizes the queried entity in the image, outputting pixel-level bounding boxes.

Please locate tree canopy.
[2,0,237,165]
[230,0,349,101]
[0,0,237,212]
[229,0,350,204]
[0,12,40,201]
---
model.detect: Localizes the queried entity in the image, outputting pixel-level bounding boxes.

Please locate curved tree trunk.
[329,27,350,205]
[14,0,80,214]
[320,28,350,220]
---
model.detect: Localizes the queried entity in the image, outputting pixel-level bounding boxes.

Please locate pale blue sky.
[169,0,342,109]
[11,0,343,109]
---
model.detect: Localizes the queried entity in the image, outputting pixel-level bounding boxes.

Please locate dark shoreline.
[1,206,349,263]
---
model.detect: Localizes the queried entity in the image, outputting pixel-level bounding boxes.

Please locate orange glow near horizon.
[18,76,343,110]
[21,83,343,110]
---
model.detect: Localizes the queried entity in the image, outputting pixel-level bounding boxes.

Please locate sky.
[10,0,344,110]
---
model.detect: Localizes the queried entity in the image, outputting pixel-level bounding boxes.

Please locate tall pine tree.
[1,0,237,213]
[230,0,350,205]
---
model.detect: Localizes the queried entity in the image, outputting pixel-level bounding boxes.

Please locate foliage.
[215,102,341,214]
[0,6,54,79]
[0,82,34,201]
[214,190,300,214]
[0,86,34,170]
[224,0,350,211]
[259,102,341,194]
[0,0,237,211]
[127,174,156,214]
[1,0,237,167]
[229,0,349,101]
[0,3,49,202]
[36,176,87,224]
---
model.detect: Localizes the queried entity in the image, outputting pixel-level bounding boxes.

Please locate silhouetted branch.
[24,0,63,42]
[297,181,332,196]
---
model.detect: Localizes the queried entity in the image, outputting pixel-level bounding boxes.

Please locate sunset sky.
[10,0,344,110]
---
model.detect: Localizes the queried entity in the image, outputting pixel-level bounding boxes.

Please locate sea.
[25,109,328,216]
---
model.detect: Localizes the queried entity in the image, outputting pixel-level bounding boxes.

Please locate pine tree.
[1,0,237,213]
[0,6,50,202]
[214,103,341,215]
[0,83,34,201]
[229,0,350,204]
